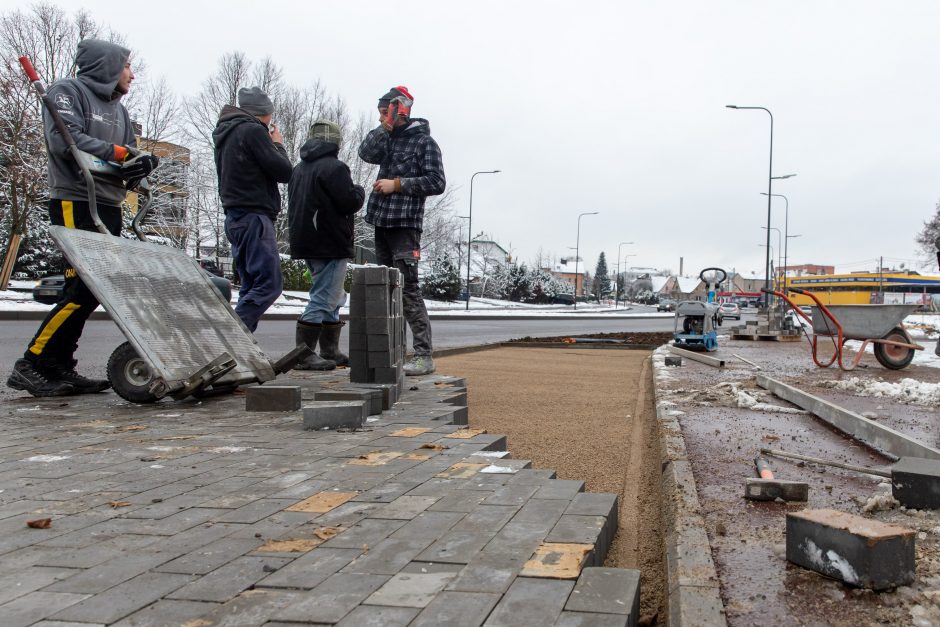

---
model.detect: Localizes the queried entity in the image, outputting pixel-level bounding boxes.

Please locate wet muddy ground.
[656,337,940,626]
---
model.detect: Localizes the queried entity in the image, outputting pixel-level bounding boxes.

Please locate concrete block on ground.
[360,266,389,284]
[484,577,575,626]
[556,611,631,626]
[565,567,640,624]
[314,389,383,416]
[351,383,397,410]
[664,355,682,367]
[891,456,940,510]
[245,386,301,412]
[786,508,915,590]
[303,401,367,431]
[364,571,456,608]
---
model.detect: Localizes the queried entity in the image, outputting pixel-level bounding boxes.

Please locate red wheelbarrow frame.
[764,287,923,371]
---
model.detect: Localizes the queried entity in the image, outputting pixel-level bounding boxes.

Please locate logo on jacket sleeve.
[54,93,73,109]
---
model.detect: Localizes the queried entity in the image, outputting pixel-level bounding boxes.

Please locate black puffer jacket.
[287,139,365,259]
[212,105,292,218]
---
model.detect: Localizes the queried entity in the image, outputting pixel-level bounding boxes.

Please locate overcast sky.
[34,0,940,277]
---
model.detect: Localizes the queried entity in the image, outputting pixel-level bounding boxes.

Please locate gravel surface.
[436,346,665,624]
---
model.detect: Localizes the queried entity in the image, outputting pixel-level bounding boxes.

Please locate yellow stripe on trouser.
[62,200,75,229]
[28,302,80,356]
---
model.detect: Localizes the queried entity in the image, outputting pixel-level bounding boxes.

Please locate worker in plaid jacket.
[359,86,446,376]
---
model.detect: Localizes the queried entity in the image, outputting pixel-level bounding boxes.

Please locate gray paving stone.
[565,568,640,619]
[483,484,539,506]
[454,505,519,533]
[533,479,586,500]
[416,530,495,564]
[49,572,194,624]
[566,493,618,518]
[35,534,161,569]
[181,588,304,627]
[372,495,439,520]
[546,515,607,547]
[0,591,89,627]
[303,401,367,431]
[168,556,293,602]
[484,577,575,626]
[341,536,435,575]
[273,573,389,623]
[321,517,406,549]
[411,590,501,627]
[245,386,301,412]
[155,537,262,575]
[46,550,174,594]
[257,546,362,590]
[483,522,550,556]
[364,571,456,607]
[110,599,221,626]
[512,497,570,526]
[429,490,493,512]
[335,604,419,626]
[555,611,630,626]
[213,498,297,524]
[390,510,464,541]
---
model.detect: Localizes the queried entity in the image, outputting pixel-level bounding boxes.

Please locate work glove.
[120,152,160,180]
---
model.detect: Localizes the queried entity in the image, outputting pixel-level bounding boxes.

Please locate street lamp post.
[727,105,774,307]
[465,170,500,310]
[615,241,634,309]
[761,227,782,290]
[574,212,599,310]
[760,192,793,291]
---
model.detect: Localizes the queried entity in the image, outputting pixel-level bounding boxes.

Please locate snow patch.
[208,446,248,453]
[862,493,900,513]
[27,454,69,462]
[472,450,510,458]
[480,465,517,474]
[803,539,859,584]
[819,377,940,406]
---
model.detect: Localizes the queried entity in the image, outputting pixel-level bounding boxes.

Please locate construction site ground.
[654,335,940,626]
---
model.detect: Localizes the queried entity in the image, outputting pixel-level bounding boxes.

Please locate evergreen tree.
[422,254,462,301]
[504,262,532,302]
[594,252,610,302]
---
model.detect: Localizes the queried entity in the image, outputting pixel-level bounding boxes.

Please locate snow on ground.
[819,376,940,406]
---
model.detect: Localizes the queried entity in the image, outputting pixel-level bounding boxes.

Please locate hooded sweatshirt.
[44,39,137,206]
[212,105,292,219]
[287,139,365,259]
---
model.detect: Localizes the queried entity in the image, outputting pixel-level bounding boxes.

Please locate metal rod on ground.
[759,447,892,478]
[732,353,762,369]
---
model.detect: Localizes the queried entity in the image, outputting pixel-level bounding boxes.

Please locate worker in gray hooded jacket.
[7,38,158,398]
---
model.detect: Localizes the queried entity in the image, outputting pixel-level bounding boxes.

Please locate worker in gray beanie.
[212,86,292,332]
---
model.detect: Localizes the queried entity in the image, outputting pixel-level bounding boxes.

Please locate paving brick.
[257,547,362,589]
[168,555,293,602]
[36,534,161,569]
[373,495,440,520]
[335,604,419,626]
[565,493,618,519]
[565,567,640,621]
[446,553,521,594]
[314,390,384,416]
[245,386,301,412]
[416,530,495,564]
[891,456,940,509]
[786,508,915,590]
[303,401,367,431]
[533,479,585,500]
[512,497,569,527]
[364,571,456,607]
[49,572,194,624]
[46,550,175,594]
[454,505,519,533]
[484,577,575,626]
[0,591,89,627]
[409,590,500,627]
[546,516,607,549]
[110,599,221,627]
[156,537,262,575]
[321,517,406,549]
[483,484,539,507]
[181,588,304,626]
[341,536,435,575]
[272,573,389,623]
[390,510,464,541]
[429,490,493,513]
[556,611,631,626]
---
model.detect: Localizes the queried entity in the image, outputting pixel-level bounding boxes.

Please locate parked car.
[33,271,232,305]
[657,298,676,312]
[552,293,575,305]
[718,302,741,320]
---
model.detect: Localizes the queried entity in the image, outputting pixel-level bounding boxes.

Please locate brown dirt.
[508,331,674,346]
[435,346,666,624]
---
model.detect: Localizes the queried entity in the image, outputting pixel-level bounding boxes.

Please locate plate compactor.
[673,267,727,352]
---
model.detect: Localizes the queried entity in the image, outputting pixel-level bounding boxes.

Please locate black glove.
[120,153,159,180]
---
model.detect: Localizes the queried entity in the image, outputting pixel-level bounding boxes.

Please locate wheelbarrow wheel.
[874,326,915,370]
[107,341,160,403]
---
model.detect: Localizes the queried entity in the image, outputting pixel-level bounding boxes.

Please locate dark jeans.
[225,212,282,332]
[374,226,431,355]
[25,199,122,366]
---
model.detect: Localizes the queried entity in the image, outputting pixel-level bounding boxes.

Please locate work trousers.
[374,226,431,355]
[225,212,282,332]
[24,199,122,366]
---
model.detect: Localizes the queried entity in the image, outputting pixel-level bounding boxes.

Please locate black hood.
[213,104,264,148]
[299,138,339,162]
[75,39,130,101]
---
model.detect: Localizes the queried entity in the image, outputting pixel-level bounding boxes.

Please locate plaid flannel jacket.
[359,118,446,230]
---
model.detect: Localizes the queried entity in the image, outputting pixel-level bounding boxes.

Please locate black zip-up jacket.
[212,105,292,218]
[287,139,365,259]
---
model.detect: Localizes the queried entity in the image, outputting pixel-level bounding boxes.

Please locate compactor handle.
[19,56,39,82]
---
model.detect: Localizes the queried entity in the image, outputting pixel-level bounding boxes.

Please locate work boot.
[404,354,435,376]
[294,321,336,371]
[6,358,77,397]
[43,359,110,394]
[319,321,348,367]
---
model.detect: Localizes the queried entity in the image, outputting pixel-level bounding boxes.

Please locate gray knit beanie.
[308,119,342,146]
[238,86,274,116]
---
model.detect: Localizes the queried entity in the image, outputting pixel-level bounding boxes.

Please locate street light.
[465,170,501,310]
[761,227,782,290]
[760,192,793,291]
[615,241,634,309]
[574,211,599,310]
[727,104,774,307]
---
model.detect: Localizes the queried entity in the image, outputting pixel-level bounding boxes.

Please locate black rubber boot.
[294,321,336,371]
[7,358,77,397]
[43,359,110,393]
[319,321,349,367]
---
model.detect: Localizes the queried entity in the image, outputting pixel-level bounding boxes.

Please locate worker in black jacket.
[287,120,365,369]
[212,87,292,332]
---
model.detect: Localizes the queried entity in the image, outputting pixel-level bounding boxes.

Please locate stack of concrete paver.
[348,265,405,396]
[0,370,642,626]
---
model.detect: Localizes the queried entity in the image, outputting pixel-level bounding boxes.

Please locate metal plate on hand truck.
[49,226,275,392]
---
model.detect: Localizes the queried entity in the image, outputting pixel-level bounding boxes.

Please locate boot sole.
[6,374,79,397]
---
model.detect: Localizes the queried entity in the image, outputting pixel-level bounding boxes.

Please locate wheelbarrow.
[764,287,923,370]
[20,56,310,403]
